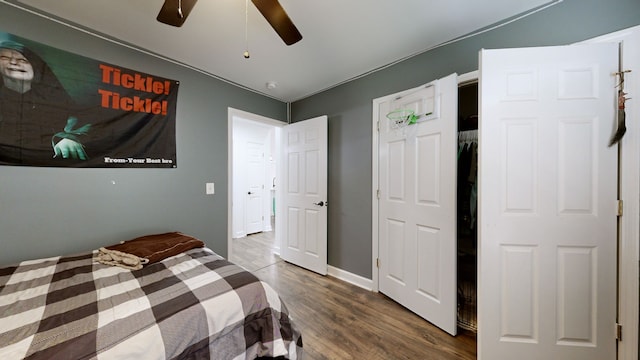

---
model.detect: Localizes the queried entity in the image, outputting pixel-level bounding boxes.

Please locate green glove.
[53,138,87,160]
[51,116,91,160]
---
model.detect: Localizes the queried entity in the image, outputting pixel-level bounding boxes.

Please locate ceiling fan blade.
[157,0,198,27]
[251,0,302,46]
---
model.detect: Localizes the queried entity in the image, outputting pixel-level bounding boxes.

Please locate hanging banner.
[0,31,178,168]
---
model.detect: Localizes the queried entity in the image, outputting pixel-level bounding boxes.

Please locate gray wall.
[0,3,287,266]
[3,0,640,276]
[291,0,640,279]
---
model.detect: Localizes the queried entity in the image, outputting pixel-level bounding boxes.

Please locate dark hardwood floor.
[231,228,477,360]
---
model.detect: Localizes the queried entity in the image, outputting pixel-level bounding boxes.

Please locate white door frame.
[579,25,640,360]
[227,107,285,261]
[371,71,477,292]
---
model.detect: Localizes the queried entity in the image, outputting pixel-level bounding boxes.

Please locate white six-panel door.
[245,140,265,235]
[280,116,328,275]
[378,74,458,335]
[479,43,618,359]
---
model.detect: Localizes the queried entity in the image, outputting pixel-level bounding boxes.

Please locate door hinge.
[616,323,622,341]
[377,189,380,199]
[617,200,623,216]
[376,258,380,268]
[377,120,380,132]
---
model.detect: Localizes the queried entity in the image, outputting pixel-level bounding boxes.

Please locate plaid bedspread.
[0,247,302,359]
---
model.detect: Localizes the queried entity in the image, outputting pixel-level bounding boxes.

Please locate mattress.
[0,246,302,359]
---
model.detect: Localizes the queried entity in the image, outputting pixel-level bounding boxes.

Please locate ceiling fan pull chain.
[243,0,250,58]
[177,0,184,18]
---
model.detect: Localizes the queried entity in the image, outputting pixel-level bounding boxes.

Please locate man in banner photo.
[0,40,89,165]
[0,33,178,168]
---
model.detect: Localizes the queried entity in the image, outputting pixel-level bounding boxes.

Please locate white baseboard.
[327,265,374,291]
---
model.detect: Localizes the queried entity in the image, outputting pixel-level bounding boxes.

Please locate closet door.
[479,43,618,360]
[378,73,458,335]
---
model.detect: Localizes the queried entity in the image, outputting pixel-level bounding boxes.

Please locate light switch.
[206,182,215,195]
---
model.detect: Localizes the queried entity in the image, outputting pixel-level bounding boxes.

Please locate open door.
[377,74,459,335]
[245,139,266,235]
[280,115,328,275]
[479,42,618,359]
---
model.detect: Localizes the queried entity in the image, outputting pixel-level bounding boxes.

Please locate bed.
[0,233,303,359]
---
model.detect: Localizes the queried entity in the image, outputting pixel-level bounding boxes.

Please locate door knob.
[313,201,324,206]
[248,191,253,195]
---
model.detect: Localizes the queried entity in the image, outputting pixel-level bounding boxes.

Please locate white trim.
[227,107,284,261]
[579,25,640,360]
[458,70,479,85]
[328,265,374,291]
[614,28,639,360]
[371,97,381,292]
[227,112,233,260]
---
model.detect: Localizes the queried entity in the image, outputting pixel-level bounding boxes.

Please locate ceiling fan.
[156,0,303,46]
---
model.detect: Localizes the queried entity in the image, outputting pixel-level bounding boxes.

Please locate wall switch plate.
[206,182,215,195]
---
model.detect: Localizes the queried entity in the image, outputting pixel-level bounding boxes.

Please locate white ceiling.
[7,0,554,102]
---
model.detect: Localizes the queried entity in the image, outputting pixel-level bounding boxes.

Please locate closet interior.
[457,81,478,332]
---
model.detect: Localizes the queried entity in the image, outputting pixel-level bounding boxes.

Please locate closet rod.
[459,129,478,143]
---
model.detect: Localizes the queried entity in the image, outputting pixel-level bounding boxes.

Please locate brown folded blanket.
[97,232,205,270]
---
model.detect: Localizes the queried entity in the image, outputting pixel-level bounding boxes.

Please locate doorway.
[456,79,478,333]
[227,108,283,272]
